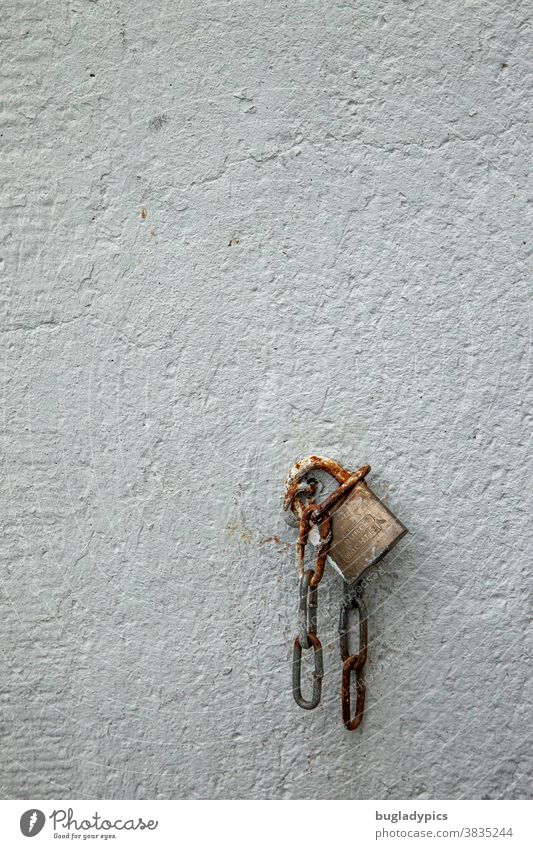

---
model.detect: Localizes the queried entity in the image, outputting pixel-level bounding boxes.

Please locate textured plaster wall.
[1,0,531,800]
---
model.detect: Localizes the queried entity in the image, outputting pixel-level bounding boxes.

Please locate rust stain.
[260,535,291,551]
[224,520,253,545]
[140,207,147,220]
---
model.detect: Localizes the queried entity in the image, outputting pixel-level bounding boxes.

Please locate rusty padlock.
[284,455,407,584]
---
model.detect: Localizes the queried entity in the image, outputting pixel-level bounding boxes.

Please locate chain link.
[292,632,324,710]
[292,568,323,709]
[339,580,368,730]
[298,570,317,649]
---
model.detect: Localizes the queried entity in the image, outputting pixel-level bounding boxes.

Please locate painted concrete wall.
[1,0,531,799]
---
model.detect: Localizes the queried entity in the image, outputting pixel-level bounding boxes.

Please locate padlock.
[325,480,407,583]
[285,456,407,584]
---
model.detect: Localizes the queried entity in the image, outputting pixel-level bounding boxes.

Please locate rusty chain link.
[339,580,368,731]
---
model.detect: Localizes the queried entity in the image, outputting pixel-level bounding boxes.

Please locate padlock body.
[327,482,407,583]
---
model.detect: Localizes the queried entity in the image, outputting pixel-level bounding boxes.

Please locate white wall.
[1,0,531,799]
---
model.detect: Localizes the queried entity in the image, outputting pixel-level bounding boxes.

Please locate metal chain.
[339,580,368,731]
[288,462,371,724]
